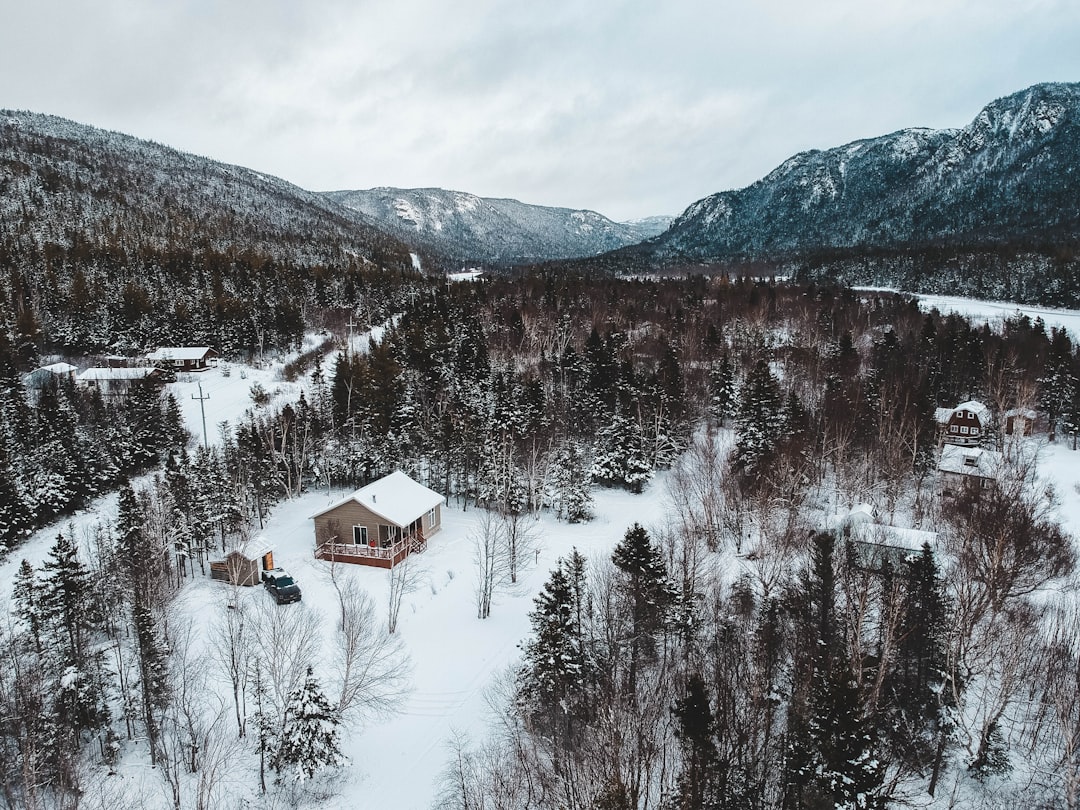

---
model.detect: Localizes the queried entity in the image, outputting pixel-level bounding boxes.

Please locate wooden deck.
[315,530,427,569]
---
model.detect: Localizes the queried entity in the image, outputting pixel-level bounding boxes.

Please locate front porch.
[315,528,427,569]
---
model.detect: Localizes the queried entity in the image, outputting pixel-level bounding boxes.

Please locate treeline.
[1,240,426,363]
[318,272,1080,524]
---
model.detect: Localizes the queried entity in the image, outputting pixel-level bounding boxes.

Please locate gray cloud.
[3,0,1079,220]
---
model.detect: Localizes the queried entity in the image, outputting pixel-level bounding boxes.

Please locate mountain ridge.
[324,186,672,265]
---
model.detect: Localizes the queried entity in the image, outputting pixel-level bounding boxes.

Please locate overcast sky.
[3,0,1079,221]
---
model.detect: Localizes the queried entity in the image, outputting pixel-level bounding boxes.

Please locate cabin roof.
[310,471,444,527]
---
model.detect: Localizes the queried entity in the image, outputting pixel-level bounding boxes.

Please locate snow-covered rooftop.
[953,400,989,419]
[938,444,1002,477]
[310,471,445,527]
[147,346,216,361]
[36,361,77,374]
[77,367,159,381]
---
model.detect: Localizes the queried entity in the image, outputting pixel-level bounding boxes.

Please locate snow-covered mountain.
[0,110,413,269]
[324,187,671,264]
[652,82,1080,260]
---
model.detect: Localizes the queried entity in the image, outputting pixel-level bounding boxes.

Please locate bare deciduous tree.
[331,577,412,722]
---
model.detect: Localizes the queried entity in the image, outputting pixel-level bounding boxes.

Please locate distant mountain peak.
[323,187,670,265]
[649,81,1080,263]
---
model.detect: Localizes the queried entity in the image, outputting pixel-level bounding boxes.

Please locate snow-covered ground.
[858,287,1080,340]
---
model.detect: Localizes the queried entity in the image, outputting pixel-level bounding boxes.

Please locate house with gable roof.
[146,346,219,372]
[935,400,989,447]
[938,444,1002,496]
[310,471,444,568]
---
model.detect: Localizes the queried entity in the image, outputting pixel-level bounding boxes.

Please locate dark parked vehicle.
[262,567,302,604]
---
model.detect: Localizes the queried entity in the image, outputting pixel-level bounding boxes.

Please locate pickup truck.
[262,568,302,605]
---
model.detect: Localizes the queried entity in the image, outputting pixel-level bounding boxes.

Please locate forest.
[1,265,1080,809]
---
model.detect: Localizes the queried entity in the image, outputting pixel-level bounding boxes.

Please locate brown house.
[310,471,445,569]
[935,400,989,447]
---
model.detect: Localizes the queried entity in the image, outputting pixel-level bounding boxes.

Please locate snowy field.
[859,287,1080,339]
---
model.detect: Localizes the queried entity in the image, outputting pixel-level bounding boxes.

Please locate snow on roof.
[938,444,1002,477]
[851,522,937,551]
[77,367,159,381]
[934,407,953,425]
[37,362,77,374]
[232,536,274,560]
[147,346,216,361]
[953,400,989,419]
[447,269,483,282]
[310,471,445,526]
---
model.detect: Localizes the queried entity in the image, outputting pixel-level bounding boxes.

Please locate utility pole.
[192,381,211,449]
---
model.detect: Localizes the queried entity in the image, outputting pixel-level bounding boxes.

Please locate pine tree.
[0,442,31,550]
[733,359,784,479]
[882,545,955,778]
[272,666,346,783]
[671,674,722,809]
[517,561,589,745]
[708,352,737,425]
[788,533,886,810]
[612,523,673,694]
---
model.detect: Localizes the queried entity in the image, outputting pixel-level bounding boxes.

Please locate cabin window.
[428,507,437,528]
[949,425,957,433]
[353,526,369,545]
[963,456,978,467]
[970,427,979,436]
[960,426,969,435]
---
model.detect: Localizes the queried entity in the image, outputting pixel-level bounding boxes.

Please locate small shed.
[210,537,275,586]
[1004,408,1037,437]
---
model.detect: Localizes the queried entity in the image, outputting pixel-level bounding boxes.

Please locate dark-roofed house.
[310,471,445,568]
[146,346,219,372]
[935,400,989,447]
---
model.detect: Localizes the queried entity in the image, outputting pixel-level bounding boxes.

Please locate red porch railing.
[315,528,427,566]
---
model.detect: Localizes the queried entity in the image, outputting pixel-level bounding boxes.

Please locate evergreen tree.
[670,674,722,810]
[708,352,737,425]
[0,443,31,550]
[272,666,346,783]
[517,560,590,746]
[733,359,784,479]
[612,523,674,693]
[882,545,955,778]
[592,411,652,493]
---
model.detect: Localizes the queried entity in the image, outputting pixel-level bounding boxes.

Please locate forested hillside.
[0,111,421,362]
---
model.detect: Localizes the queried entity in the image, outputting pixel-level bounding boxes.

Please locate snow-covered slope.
[324,187,671,264]
[650,82,1080,260]
[0,111,412,268]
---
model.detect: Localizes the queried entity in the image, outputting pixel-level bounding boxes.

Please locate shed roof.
[310,471,444,527]
[231,536,274,561]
